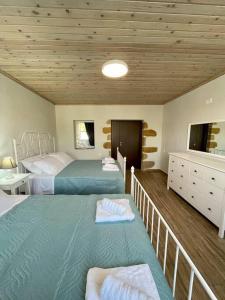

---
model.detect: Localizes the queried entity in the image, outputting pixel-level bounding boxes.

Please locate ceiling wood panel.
[0,1,225,105]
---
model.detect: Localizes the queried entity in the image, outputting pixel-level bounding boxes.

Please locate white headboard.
[13,131,55,168]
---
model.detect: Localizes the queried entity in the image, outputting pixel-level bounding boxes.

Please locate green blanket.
[0,194,172,300]
[55,160,125,194]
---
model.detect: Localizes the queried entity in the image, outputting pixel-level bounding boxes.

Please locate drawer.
[177,170,189,182]
[169,155,178,165]
[170,179,188,199]
[198,196,221,226]
[188,176,205,193]
[204,168,225,190]
[204,185,224,203]
[177,158,189,173]
[189,163,206,179]
[187,189,202,210]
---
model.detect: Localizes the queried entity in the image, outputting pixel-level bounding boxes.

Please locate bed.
[13,131,126,195]
[0,171,217,300]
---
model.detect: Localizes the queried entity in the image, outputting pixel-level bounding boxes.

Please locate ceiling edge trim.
[165,69,225,104]
[0,68,55,105]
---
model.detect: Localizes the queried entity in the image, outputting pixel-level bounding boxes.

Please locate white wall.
[55,105,163,169]
[0,73,56,158]
[161,74,225,173]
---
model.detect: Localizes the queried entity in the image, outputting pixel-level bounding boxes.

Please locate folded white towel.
[100,275,151,300]
[95,199,135,223]
[102,164,119,171]
[101,198,126,215]
[102,157,115,164]
[85,264,160,300]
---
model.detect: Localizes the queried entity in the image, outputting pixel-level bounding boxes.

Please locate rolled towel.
[102,164,119,171]
[101,198,126,215]
[85,264,160,300]
[95,199,135,223]
[100,275,151,300]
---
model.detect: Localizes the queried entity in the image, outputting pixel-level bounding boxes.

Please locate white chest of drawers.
[167,152,225,238]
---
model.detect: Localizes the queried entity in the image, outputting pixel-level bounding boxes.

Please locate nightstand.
[0,173,30,195]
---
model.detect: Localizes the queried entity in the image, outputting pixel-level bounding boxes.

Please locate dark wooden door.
[111,120,142,169]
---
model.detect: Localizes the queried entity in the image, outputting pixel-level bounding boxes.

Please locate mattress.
[54,160,125,194]
[0,194,172,299]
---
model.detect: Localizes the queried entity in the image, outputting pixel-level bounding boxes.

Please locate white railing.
[117,147,126,182]
[131,167,217,300]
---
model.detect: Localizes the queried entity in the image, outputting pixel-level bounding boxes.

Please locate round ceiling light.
[102,60,128,78]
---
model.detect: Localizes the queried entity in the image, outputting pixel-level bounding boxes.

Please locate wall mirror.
[188,121,225,158]
[74,120,95,149]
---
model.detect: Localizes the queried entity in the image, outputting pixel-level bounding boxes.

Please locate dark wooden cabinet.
[111,120,142,169]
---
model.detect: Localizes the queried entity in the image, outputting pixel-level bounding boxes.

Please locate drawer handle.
[209,192,214,195]
[180,175,183,178]
[211,177,215,181]
[170,180,173,183]
[181,164,184,167]
[208,208,212,211]
[191,195,194,199]
[172,160,175,163]
[179,187,182,190]
[194,170,198,173]
[192,182,196,185]
[171,170,174,173]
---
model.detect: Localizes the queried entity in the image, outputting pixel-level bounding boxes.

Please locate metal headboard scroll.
[13,131,55,172]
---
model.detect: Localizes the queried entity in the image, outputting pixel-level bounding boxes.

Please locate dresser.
[167,152,225,238]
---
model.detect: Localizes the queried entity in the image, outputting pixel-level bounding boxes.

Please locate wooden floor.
[126,170,225,300]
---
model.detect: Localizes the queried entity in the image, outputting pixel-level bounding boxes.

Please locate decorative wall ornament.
[103,127,111,134]
[142,122,148,129]
[141,121,158,171]
[103,142,111,149]
[102,121,112,156]
[143,129,157,137]
[143,147,158,153]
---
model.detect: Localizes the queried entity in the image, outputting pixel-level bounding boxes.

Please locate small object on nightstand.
[0,157,17,179]
[0,173,30,195]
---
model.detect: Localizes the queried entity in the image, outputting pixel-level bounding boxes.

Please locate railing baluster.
[140,188,143,214]
[173,245,180,297]
[156,217,161,258]
[163,229,169,274]
[188,269,195,300]
[151,208,155,243]
[137,183,140,209]
[146,199,150,232]
[142,193,146,221]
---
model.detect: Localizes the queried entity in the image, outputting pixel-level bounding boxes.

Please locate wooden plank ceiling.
[0,0,225,105]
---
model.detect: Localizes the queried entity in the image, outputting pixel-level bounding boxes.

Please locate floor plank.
[126,170,225,300]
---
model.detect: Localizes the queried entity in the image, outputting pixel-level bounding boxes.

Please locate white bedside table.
[0,173,30,195]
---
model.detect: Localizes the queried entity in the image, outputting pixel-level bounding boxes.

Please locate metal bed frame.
[131,166,217,300]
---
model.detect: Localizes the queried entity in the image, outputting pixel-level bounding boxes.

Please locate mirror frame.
[74,120,95,150]
[187,119,225,160]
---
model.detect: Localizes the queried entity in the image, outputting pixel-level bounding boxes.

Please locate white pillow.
[21,156,44,174]
[33,156,64,175]
[49,152,73,166]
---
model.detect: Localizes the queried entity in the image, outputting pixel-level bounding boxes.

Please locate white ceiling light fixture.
[102,60,128,78]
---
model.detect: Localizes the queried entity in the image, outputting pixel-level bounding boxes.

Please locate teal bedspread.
[54,160,125,195]
[0,194,172,300]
